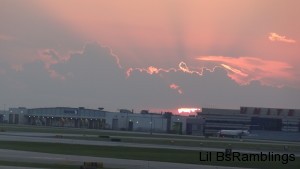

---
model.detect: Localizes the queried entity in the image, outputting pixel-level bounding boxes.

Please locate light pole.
[150,114,153,135]
[126,111,128,130]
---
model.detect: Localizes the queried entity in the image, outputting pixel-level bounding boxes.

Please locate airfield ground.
[0,124,299,169]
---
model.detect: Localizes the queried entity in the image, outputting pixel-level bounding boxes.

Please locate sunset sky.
[1,0,299,112]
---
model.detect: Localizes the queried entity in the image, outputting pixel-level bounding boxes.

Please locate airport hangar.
[202,107,300,136]
[1,106,299,136]
[1,107,197,134]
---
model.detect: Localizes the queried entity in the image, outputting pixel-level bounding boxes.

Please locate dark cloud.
[1,43,299,111]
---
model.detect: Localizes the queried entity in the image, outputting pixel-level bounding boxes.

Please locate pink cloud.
[169,83,183,94]
[35,43,122,80]
[198,56,295,87]
[125,61,222,94]
[269,33,296,43]
[37,49,65,80]
[126,61,219,77]
[126,66,177,77]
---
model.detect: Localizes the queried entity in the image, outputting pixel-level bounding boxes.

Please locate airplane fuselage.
[217,130,249,138]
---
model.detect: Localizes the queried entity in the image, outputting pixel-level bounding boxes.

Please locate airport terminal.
[202,107,300,134]
[0,106,300,168]
[0,107,192,134]
[1,106,299,138]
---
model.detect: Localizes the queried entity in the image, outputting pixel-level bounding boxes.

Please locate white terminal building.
[1,106,299,140]
[0,107,201,135]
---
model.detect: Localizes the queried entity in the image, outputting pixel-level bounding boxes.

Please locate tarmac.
[0,149,251,169]
[0,132,299,156]
[0,131,299,169]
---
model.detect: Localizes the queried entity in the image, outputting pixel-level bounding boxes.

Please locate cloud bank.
[1,43,299,111]
[1,1,300,111]
[198,56,296,87]
[269,33,296,43]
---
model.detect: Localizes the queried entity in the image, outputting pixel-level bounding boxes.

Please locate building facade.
[2,106,298,137]
[200,107,300,136]
[240,107,300,132]
[2,107,202,135]
[201,108,250,136]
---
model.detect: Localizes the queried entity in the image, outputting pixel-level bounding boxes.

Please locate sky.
[0,0,299,113]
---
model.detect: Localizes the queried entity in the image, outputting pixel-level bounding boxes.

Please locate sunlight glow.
[178,108,201,114]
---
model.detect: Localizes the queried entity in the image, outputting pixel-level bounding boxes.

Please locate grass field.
[1,124,299,153]
[1,124,299,169]
[0,141,299,169]
[0,124,199,139]
[58,135,300,152]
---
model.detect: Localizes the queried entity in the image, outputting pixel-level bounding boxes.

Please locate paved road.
[0,132,298,169]
[3,131,300,145]
[0,167,45,169]
[0,149,250,169]
[0,132,299,156]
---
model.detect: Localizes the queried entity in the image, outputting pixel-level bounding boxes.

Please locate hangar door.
[250,117,282,131]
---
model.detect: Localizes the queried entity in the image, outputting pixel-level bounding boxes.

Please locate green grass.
[0,141,299,169]
[58,135,300,152]
[1,124,299,153]
[0,124,194,139]
[2,124,299,144]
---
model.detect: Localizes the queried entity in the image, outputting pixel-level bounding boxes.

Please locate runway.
[0,149,251,169]
[3,131,299,145]
[0,132,299,156]
[0,132,298,168]
[0,167,45,169]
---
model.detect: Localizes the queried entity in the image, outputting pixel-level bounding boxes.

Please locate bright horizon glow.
[178,108,201,114]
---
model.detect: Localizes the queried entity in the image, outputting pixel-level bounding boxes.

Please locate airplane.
[217,129,250,139]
